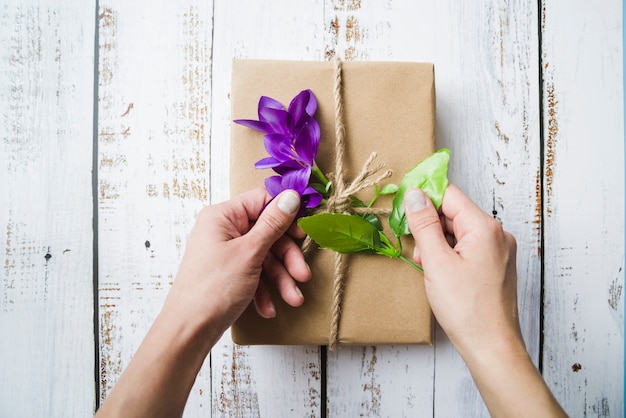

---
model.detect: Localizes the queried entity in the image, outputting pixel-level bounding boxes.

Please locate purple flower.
[235,89,320,170]
[234,89,323,212]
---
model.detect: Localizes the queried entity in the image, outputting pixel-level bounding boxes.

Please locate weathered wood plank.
[327,345,434,417]
[431,1,542,416]
[541,1,624,416]
[209,1,326,417]
[0,2,96,416]
[1,1,621,416]
[324,1,541,416]
[96,2,213,414]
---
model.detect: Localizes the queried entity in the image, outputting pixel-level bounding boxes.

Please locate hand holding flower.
[96,187,310,418]
[163,188,310,335]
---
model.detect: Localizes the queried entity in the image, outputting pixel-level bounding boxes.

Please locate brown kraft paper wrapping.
[230,59,435,346]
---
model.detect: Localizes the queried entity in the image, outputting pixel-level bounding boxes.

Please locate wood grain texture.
[0,2,96,416]
[96,2,213,413]
[0,1,623,416]
[209,1,325,416]
[541,1,625,416]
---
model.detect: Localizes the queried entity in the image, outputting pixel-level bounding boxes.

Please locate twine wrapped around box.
[303,58,397,350]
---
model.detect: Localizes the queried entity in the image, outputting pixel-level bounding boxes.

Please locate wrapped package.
[230,59,435,345]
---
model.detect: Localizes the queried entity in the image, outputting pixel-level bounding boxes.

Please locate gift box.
[230,59,435,346]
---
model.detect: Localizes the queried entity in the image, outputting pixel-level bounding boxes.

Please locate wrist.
[157,298,226,358]
[459,335,566,417]
[457,331,528,370]
[96,303,222,417]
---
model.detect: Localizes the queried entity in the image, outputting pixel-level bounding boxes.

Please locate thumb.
[245,190,301,254]
[404,189,450,266]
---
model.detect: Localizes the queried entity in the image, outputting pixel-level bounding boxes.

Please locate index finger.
[231,187,273,221]
[213,187,272,237]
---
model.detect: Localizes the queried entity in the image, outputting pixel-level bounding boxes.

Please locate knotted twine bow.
[302,57,393,350]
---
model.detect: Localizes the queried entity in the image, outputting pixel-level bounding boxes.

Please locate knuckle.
[407,211,441,234]
[190,204,221,233]
[484,216,507,240]
[260,211,287,236]
[484,215,503,232]
[197,204,215,222]
[483,216,518,254]
[504,231,517,252]
[242,235,267,263]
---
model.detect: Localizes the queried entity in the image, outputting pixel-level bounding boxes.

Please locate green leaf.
[379,184,398,195]
[298,213,384,254]
[362,214,383,231]
[389,148,451,237]
[350,195,366,207]
[349,196,383,231]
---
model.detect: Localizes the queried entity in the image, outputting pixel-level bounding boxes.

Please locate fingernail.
[405,189,427,213]
[278,191,300,215]
[295,286,304,301]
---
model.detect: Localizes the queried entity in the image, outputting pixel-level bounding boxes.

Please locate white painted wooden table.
[1,1,623,417]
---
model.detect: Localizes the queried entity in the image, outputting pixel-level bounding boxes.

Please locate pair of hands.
[98,184,565,418]
[165,184,520,359]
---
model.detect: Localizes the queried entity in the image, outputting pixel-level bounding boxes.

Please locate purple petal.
[303,186,323,208]
[292,90,317,134]
[233,119,274,134]
[259,96,285,112]
[293,120,320,165]
[288,90,311,130]
[282,168,311,194]
[254,157,282,169]
[293,114,313,135]
[259,107,289,135]
[264,133,295,162]
[264,176,284,197]
[304,89,317,115]
[273,160,303,174]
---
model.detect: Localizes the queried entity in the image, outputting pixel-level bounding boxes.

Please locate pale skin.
[95,185,566,418]
[404,185,567,418]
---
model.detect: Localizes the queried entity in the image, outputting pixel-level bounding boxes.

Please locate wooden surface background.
[1,1,623,417]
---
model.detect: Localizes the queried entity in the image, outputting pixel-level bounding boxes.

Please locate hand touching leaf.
[389,148,450,237]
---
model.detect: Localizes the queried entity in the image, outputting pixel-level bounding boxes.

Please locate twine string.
[327,57,347,351]
[302,57,392,350]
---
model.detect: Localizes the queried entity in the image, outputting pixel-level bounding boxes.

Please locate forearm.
[95,307,222,418]
[462,340,567,418]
